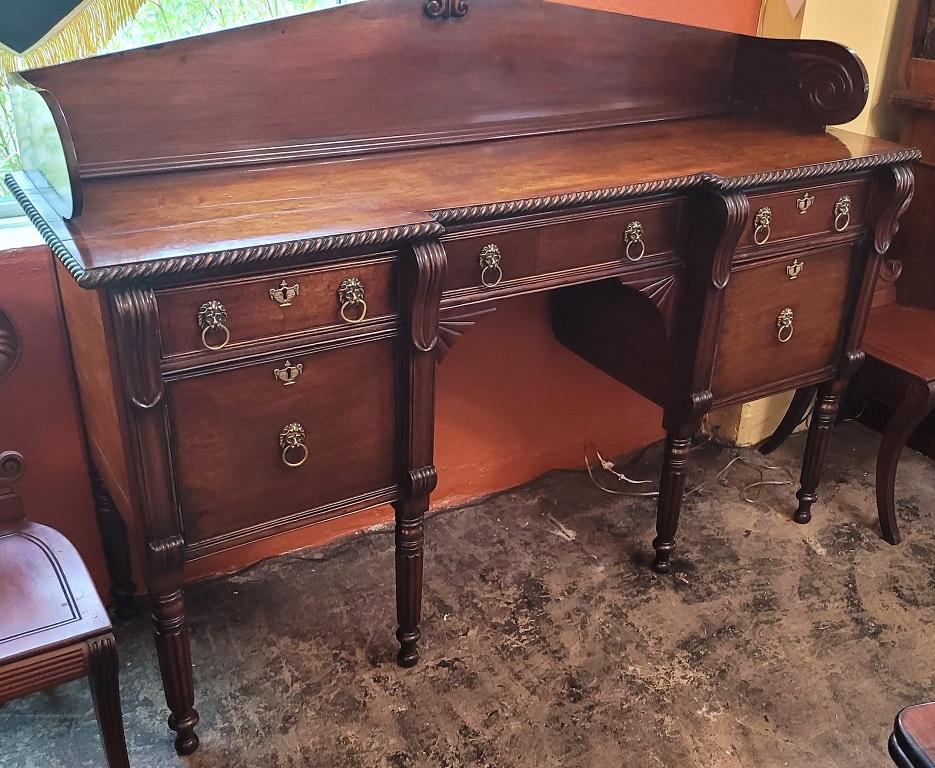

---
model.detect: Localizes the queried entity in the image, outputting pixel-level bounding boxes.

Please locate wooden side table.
[0,451,131,768]
[891,702,935,768]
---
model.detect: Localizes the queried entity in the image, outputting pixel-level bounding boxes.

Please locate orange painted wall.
[186,0,764,582]
[555,0,762,33]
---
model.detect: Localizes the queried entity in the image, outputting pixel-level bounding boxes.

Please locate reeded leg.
[652,432,694,574]
[91,471,138,619]
[394,495,427,667]
[794,380,844,524]
[87,635,131,768]
[152,588,199,755]
[876,379,935,545]
[759,386,817,456]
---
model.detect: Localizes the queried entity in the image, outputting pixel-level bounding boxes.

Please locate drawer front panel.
[740,179,870,251]
[168,337,398,548]
[442,198,685,293]
[712,243,858,399]
[157,256,397,357]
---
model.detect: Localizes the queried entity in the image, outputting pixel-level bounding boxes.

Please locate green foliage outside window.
[0,0,352,214]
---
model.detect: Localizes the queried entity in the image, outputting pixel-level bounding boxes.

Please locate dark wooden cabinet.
[4,0,919,755]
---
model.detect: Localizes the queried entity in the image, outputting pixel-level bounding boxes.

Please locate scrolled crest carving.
[0,307,20,379]
[423,0,468,19]
[111,286,164,409]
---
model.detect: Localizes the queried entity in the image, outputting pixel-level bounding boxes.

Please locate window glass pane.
[1,0,358,216]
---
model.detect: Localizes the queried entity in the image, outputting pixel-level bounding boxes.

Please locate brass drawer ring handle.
[280,423,309,468]
[479,243,503,288]
[624,221,646,262]
[834,195,851,232]
[338,278,367,324]
[777,307,794,344]
[197,300,230,351]
[754,207,772,246]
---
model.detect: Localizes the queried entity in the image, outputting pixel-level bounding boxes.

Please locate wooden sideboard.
[4,0,919,754]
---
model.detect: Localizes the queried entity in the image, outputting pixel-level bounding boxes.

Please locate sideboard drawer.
[739,178,870,250]
[712,242,859,399]
[167,337,398,551]
[442,198,685,293]
[156,255,398,358]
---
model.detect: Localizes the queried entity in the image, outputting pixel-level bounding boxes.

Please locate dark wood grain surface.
[55,116,910,282]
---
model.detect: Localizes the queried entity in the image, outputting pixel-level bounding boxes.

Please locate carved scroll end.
[712,192,749,290]
[410,240,448,353]
[878,259,903,285]
[735,38,869,127]
[873,164,915,257]
[406,465,438,498]
[111,286,164,409]
[148,535,185,575]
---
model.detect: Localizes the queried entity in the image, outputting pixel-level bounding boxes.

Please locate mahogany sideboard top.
[4,0,921,755]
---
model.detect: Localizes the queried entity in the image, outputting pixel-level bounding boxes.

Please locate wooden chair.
[761,302,935,544]
[890,702,935,768]
[0,450,131,768]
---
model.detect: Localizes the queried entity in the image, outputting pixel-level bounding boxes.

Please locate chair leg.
[87,634,131,768]
[876,378,935,545]
[759,386,817,455]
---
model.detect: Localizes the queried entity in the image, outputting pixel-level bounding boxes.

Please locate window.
[0,0,354,218]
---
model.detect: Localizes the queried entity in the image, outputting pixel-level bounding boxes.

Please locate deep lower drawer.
[156,255,398,358]
[712,242,860,400]
[442,197,686,294]
[167,336,399,551]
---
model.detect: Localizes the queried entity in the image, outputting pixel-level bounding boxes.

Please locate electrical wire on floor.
[584,441,795,504]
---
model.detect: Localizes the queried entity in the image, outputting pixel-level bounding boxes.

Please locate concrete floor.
[2,421,935,768]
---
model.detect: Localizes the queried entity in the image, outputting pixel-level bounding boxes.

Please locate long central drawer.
[167,336,399,553]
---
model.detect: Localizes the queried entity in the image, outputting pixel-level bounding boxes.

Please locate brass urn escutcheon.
[786,259,804,280]
[796,193,815,214]
[273,360,304,386]
[269,280,300,307]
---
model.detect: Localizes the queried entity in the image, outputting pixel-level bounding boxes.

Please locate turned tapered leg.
[759,386,817,456]
[394,493,428,667]
[794,381,845,524]
[876,379,935,545]
[151,588,199,755]
[652,432,694,574]
[87,635,131,768]
[91,471,138,619]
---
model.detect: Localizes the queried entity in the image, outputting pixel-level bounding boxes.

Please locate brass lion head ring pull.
[197,300,231,350]
[479,243,503,288]
[834,195,851,232]
[338,277,367,324]
[777,307,794,344]
[754,207,772,246]
[280,422,309,468]
[624,221,646,262]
